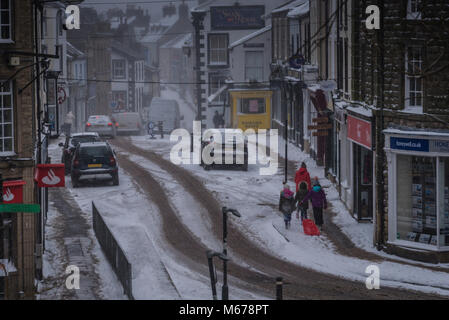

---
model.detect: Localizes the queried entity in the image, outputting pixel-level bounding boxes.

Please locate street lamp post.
[221,207,241,300]
[206,250,228,300]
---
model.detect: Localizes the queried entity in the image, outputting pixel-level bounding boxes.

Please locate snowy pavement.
[127,134,449,297]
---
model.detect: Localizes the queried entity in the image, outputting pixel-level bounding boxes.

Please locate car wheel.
[112,174,119,186]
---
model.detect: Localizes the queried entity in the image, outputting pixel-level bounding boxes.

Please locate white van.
[147,98,183,134]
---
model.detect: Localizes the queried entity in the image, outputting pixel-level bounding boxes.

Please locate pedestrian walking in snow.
[279,183,295,229]
[299,178,327,231]
[295,181,309,223]
[294,162,311,192]
[213,111,221,128]
[63,110,75,136]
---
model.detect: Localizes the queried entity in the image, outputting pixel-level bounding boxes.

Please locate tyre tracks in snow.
[111,137,446,300]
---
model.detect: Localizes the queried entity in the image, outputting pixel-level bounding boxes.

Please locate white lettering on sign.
[365,265,380,290]
[65,5,80,30]
[365,5,380,30]
[65,265,80,290]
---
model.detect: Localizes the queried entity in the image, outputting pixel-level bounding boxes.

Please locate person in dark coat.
[213,111,222,128]
[279,183,295,229]
[299,178,327,230]
[295,181,309,223]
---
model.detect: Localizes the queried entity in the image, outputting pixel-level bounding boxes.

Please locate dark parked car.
[201,128,248,171]
[59,132,101,174]
[70,141,119,188]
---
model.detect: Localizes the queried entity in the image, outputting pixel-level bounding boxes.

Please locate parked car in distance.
[85,115,116,138]
[70,141,119,188]
[201,128,248,171]
[111,112,144,136]
[59,132,101,174]
[146,98,183,134]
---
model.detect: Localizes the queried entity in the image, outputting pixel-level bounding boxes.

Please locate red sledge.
[302,219,320,236]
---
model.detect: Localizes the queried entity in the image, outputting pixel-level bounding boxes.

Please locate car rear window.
[80,146,111,158]
[71,136,99,146]
[88,116,111,124]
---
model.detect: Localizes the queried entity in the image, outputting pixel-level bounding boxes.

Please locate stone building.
[0,0,41,299]
[351,0,449,261]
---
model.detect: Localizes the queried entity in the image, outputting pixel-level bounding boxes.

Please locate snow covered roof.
[287,1,309,18]
[229,25,271,49]
[383,128,449,138]
[346,105,373,118]
[272,0,308,14]
[160,33,192,49]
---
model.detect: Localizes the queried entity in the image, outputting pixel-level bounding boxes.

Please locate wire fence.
[92,202,134,300]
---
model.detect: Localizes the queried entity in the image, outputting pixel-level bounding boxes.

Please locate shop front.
[347,113,374,221]
[229,89,272,131]
[384,129,449,261]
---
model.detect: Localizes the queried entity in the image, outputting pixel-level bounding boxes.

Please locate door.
[354,143,373,220]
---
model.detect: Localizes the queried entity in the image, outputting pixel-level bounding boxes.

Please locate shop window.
[397,156,437,245]
[239,98,266,114]
[0,81,14,155]
[438,158,449,246]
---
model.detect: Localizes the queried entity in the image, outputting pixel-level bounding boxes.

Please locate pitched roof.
[229,25,271,49]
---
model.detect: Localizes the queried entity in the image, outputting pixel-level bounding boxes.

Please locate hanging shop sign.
[308,124,333,130]
[312,131,329,137]
[347,115,372,149]
[58,86,67,104]
[312,117,329,123]
[34,164,65,187]
[2,180,26,204]
[210,6,265,30]
[390,137,449,153]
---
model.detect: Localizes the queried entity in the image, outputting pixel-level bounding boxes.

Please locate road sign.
[0,203,40,213]
[312,131,329,137]
[312,117,329,123]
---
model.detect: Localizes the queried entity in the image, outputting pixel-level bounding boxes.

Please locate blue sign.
[210,6,265,30]
[390,137,429,152]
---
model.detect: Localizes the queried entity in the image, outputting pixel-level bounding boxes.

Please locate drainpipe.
[377,0,385,251]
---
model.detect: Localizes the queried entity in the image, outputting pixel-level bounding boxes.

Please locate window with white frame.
[208,34,228,66]
[209,74,227,104]
[407,0,422,19]
[0,0,11,42]
[112,59,126,79]
[0,81,14,155]
[405,47,423,109]
[245,51,264,82]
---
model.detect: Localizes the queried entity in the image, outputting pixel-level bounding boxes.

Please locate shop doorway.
[354,143,373,221]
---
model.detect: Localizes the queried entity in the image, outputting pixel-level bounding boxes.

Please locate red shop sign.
[34,164,65,187]
[2,180,26,204]
[347,115,372,149]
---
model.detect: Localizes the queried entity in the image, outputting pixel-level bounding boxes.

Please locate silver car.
[85,115,116,138]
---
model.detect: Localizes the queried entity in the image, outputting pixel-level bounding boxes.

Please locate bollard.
[158,121,164,138]
[276,277,283,300]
